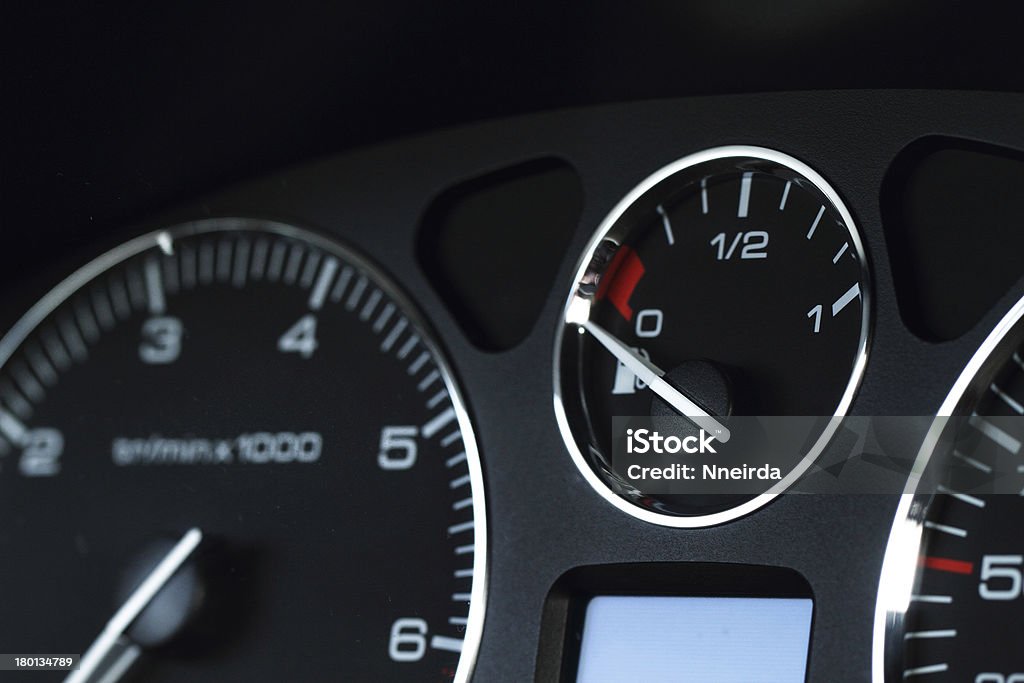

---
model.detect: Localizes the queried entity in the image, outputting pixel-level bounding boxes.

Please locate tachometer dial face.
[554,146,871,526]
[876,296,1024,683]
[0,220,486,682]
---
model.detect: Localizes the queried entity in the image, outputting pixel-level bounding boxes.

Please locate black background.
[4,1,1024,292]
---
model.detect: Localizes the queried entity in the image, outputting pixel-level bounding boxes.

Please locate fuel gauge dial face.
[554,146,871,527]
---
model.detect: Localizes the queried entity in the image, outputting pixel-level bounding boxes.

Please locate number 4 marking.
[278,314,318,358]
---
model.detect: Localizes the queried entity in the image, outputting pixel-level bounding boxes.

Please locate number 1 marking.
[807,304,822,334]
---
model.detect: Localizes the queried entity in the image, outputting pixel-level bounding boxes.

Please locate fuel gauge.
[553,146,872,527]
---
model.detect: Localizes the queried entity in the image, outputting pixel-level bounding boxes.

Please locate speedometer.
[0,219,486,682]
[875,295,1024,683]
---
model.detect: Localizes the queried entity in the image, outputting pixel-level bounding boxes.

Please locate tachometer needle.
[581,320,731,443]
[66,528,203,683]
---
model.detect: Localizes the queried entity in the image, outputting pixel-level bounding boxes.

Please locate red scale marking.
[922,556,974,575]
[595,245,645,321]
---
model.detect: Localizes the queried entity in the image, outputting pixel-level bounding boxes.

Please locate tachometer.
[0,219,486,682]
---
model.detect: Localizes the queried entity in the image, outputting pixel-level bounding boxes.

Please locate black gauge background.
[584,167,864,418]
[571,159,866,517]
[0,93,1023,682]
[0,228,480,681]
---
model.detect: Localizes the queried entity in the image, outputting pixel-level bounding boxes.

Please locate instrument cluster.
[0,91,1022,682]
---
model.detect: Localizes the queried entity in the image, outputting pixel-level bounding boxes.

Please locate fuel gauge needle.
[66,528,203,683]
[581,320,731,443]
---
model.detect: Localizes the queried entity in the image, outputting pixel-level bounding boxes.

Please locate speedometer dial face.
[0,220,486,682]
[876,296,1024,683]
[554,146,871,527]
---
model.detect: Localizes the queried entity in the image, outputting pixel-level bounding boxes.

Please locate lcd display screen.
[575,595,813,682]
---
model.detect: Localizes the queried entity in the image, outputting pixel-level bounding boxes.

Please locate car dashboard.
[3,6,1024,683]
